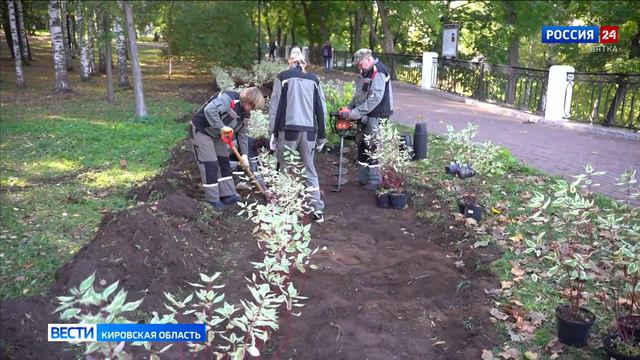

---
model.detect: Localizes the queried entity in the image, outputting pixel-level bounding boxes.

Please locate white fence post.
[545,65,575,121]
[421,52,439,90]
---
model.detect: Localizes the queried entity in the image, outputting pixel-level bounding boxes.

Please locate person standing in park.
[322,41,333,71]
[190,87,265,209]
[344,48,394,191]
[268,41,277,61]
[268,53,328,222]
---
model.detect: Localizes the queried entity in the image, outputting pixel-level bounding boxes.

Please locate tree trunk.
[300,1,315,63]
[282,33,287,58]
[264,7,272,43]
[60,0,72,70]
[15,0,29,65]
[2,1,15,59]
[367,3,379,51]
[165,1,173,80]
[48,0,71,93]
[123,1,146,118]
[25,32,31,61]
[276,10,282,48]
[354,5,364,51]
[376,0,394,53]
[504,1,518,105]
[103,8,113,103]
[7,0,25,87]
[70,14,77,56]
[76,1,90,80]
[87,8,97,75]
[290,26,295,45]
[114,12,129,86]
[97,8,106,74]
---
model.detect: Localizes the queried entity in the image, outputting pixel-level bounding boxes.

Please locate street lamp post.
[257,0,261,63]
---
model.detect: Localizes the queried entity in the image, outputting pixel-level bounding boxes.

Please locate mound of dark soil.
[1,138,499,360]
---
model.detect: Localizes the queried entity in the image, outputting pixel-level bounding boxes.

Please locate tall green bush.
[169,2,255,68]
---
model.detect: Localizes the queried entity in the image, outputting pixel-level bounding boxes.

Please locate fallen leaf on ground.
[433,340,446,347]
[119,159,128,168]
[490,308,509,321]
[509,232,523,242]
[511,265,525,277]
[481,349,495,360]
[499,347,520,359]
[524,351,538,360]
[528,311,546,327]
[501,281,513,289]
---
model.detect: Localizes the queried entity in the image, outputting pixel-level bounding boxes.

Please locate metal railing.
[324,50,638,130]
[435,58,548,115]
[564,72,639,130]
[329,51,423,85]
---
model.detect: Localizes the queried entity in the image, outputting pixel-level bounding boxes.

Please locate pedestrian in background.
[322,41,333,71]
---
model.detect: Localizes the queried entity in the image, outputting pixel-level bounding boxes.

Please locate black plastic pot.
[603,334,640,360]
[390,193,408,209]
[376,193,391,208]
[556,305,596,347]
[464,203,483,221]
[619,316,640,340]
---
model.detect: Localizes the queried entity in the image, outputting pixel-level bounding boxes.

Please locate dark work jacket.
[268,65,327,140]
[351,60,393,118]
[191,91,249,155]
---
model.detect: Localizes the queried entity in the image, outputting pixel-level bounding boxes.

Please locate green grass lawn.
[0,35,200,299]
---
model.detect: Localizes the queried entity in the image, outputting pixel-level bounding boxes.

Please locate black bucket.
[603,334,640,360]
[464,203,483,221]
[413,123,427,160]
[556,305,596,347]
[390,193,408,209]
[376,193,391,208]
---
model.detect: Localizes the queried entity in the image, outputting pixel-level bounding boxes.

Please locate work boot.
[221,195,242,205]
[312,212,324,223]
[208,201,227,210]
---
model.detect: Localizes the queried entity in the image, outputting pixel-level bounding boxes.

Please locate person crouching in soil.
[190,87,265,209]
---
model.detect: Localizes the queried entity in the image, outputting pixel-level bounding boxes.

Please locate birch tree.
[87,8,97,75]
[7,0,25,87]
[76,1,90,80]
[60,0,72,70]
[123,1,146,117]
[15,0,29,65]
[114,11,129,87]
[48,0,71,93]
[102,7,114,103]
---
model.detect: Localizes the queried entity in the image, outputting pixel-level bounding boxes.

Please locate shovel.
[220,130,270,201]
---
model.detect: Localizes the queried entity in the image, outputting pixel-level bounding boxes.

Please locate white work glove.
[241,154,249,166]
[315,138,327,152]
[269,134,277,151]
[348,108,361,120]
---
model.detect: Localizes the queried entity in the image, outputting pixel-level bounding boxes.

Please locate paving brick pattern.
[317,69,640,205]
[391,86,640,205]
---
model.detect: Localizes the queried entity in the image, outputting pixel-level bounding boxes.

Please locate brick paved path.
[317,69,640,204]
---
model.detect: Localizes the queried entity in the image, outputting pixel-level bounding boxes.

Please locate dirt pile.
[1,137,499,360]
